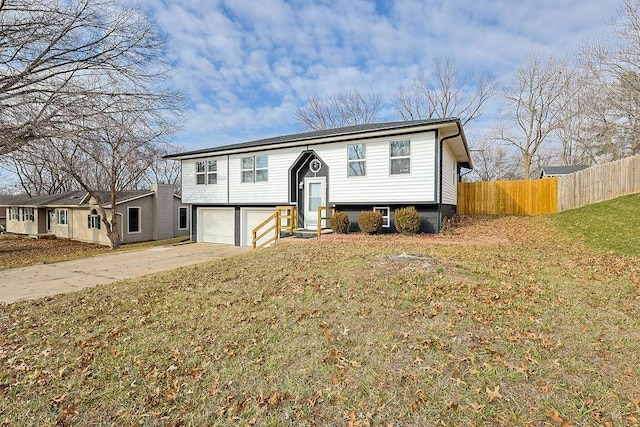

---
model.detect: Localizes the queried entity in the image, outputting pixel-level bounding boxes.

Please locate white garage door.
[198,208,235,245]
[242,208,277,247]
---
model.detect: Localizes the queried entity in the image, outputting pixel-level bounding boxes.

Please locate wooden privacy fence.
[458,178,558,215]
[558,155,640,211]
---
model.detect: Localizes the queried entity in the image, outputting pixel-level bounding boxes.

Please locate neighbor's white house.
[165,119,473,247]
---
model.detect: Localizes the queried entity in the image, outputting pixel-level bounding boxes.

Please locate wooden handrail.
[276,206,297,234]
[252,206,298,250]
[252,211,278,250]
[317,206,335,237]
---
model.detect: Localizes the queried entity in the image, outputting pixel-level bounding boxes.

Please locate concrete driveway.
[0,243,250,304]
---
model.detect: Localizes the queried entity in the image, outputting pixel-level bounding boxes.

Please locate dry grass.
[1,215,639,426]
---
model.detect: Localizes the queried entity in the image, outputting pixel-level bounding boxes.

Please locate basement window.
[374,207,390,228]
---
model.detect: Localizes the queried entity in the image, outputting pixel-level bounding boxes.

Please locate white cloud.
[144,0,622,150]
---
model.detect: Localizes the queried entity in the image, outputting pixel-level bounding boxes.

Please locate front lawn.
[1,214,638,425]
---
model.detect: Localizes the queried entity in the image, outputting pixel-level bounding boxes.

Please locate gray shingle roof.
[165,118,461,159]
[541,165,589,177]
[0,190,154,207]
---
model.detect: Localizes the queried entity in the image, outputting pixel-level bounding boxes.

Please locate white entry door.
[304,177,326,229]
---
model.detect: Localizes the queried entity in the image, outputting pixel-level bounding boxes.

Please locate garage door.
[198,208,235,245]
[241,208,277,247]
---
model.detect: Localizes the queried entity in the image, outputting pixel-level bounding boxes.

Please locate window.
[178,206,188,230]
[196,160,217,185]
[390,140,411,175]
[88,209,101,229]
[241,155,268,183]
[348,144,366,177]
[57,209,68,225]
[10,207,20,221]
[128,207,141,233]
[23,207,34,222]
[374,207,390,228]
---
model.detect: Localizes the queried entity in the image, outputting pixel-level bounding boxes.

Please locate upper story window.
[10,207,20,221]
[241,155,268,183]
[23,207,34,222]
[390,140,411,175]
[57,209,68,225]
[347,144,366,177]
[196,160,217,185]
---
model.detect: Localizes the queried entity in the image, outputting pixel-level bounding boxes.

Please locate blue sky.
[148,0,618,150]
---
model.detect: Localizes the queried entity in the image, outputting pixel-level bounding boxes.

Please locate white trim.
[127,206,142,234]
[56,208,68,226]
[347,143,367,177]
[304,177,326,230]
[389,139,411,176]
[178,206,189,230]
[373,206,390,228]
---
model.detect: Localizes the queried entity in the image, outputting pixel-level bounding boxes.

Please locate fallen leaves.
[486,385,503,403]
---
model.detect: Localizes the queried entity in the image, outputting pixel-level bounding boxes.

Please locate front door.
[47,209,54,232]
[304,177,326,230]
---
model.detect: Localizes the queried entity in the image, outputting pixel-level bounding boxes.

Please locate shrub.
[358,210,383,234]
[394,207,421,235]
[329,211,350,233]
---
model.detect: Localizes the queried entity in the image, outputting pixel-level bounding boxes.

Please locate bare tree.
[142,143,183,194]
[47,92,177,249]
[295,90,382,130]
[0,144,78,196]
[0,0,177,154]
[498,52,574,179]
[395,58,496,127]
[579,0,640,159]
[465,136,521,181]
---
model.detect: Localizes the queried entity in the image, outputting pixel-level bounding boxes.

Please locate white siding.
[312,132,437,203]
[228,148,300,204]
[180,130,439,206]
[442,142,458,205]
[181,156,229,204]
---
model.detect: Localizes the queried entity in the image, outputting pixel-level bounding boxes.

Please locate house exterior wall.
[181,156,230,205]
[5,207,40,235]
[117,197,154,243]
[173,202,191,238]
[151,184,177,240]
[69,207,111,245]
[180,130,439,207]
[313,132,437,203]
[442,142,458,206]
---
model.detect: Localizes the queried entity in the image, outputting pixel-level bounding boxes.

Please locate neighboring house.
[1,184,190,245]
[540,165,589,178]
[165,118,473,247]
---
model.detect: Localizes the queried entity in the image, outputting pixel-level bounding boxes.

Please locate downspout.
[437,122,462,233]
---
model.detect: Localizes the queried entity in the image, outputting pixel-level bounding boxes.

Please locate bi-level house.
[165,118,473,247]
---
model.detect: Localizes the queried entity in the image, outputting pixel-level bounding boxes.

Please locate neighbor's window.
[10,207,20,221]
[178,206,188,230]
[348,144,366,177]
[128,207,141,233]
[57,209,68,225]
[374,207,390,228]
[197,160,217,185]
[241,155,268,183]
[23,207,34,222]
[390,139,411,175]
[88,209,101,229]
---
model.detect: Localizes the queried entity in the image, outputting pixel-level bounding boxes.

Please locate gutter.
[437,121,462,233]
